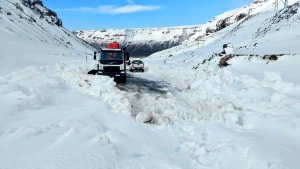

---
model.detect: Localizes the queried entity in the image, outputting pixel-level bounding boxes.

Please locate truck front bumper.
[99,71,126,78]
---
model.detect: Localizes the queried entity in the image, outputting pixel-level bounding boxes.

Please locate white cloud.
[64,4,162,14]
[127,0,135,4]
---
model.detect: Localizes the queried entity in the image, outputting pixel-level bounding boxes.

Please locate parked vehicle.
[89,42,130,82]
[130,60,144,72]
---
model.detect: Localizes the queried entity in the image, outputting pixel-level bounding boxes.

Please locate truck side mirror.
[94,51,97,60]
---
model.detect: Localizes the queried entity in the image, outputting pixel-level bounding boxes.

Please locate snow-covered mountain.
[74,0,285,57]
[74,26,204,57]
[149,0,300,59]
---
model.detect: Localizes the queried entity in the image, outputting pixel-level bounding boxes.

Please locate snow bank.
[0,62,189,169]
[141,1,300,168]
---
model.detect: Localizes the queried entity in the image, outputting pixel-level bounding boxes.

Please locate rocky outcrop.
[88,41,181,58]
[21,0,62,26]
[235,13,247,22]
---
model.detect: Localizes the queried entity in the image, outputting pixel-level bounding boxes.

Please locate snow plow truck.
[89,42,130,82]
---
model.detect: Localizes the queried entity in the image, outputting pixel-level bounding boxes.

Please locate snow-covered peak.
[74,0,299,57]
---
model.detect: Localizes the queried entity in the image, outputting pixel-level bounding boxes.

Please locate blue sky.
[43,0,252,30]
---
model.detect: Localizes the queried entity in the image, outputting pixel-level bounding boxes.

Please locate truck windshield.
[100,51,123,64]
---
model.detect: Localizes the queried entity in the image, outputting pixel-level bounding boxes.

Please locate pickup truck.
[130,60,144,72]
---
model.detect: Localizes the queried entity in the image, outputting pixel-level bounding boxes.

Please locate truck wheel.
[115,76,126,83]
[120,76,127,83]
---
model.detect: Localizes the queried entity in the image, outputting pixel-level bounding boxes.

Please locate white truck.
[91,42,130,82]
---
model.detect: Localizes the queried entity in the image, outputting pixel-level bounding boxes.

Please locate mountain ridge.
[74,0,283,57]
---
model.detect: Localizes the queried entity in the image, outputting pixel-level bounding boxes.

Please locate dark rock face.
[89,41,181,58]
[262,54,284,60]
[126,41,181,57]
[21,0,62,26]
[21,0,43,9]
[235,13,247,22]
[216,17,231,31]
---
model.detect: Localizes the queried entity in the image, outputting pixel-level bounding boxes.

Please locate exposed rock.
[89,41,181,57]
[262,54,283,60]
[223,43,234,54]
[235,13,247,21]
[216,17,231,31]
[21,0,62,26]
[219,55,234,68]
[21,0,43,7]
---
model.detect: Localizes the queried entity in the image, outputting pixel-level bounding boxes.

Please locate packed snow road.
[116,74,169,95]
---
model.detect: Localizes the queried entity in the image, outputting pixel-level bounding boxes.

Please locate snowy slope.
[149,0,300,59]
[1,0,300,169]
[141,0,300,168]
[0,0,93,75]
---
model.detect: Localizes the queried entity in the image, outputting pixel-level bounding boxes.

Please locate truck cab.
[93,42,129,82]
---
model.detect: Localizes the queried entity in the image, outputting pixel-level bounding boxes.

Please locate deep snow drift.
[142,1,300,168]
[1,0,300,169]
